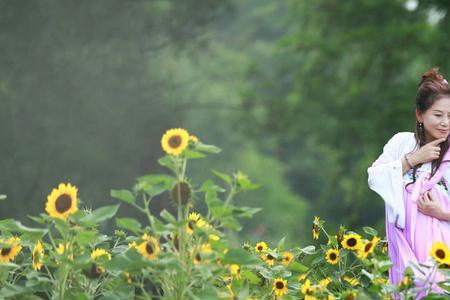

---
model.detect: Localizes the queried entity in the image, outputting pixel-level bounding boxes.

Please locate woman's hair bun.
[418,67,445,87]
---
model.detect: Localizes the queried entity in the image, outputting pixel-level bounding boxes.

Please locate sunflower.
[171,181,192,206]
[312,216,320,240]
[161,128,189,156]
[429,242,450,264]
[229,264,240,279]
[91,248,112,261]
[282,251,294,266]
[273,278,288,297]
[325,249,339,265]
[32,240,44,271]
[0,237,22,263]
[261,253,276,266]
[255,241,268,253]
[138,234,160,260]
[357,236,380,259]
[45,183,78,221]
[341,233,362,251]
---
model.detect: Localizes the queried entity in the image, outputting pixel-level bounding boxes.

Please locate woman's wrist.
[439,210,450,222]
[404,153,416,168]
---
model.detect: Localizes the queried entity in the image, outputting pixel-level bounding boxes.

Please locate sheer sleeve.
[368,132,413,229]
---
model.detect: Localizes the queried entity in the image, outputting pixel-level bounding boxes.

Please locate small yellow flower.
[209,234,220,241]
[128,241,138,249]
[357,236,380,259]
[343,276,359,286]
[429,242,450,264]
[0,237,22,263]
[298,274,307,281]
[32,240,44,271]
[189,135,199,143]
[161,128,189,156]
[341,233,362,251]
[138,235,160,260]
[124,272,132,285]
[56,243,73,261]
[255,241,268,253]
[261,253,276,266]
[312,216,320,240]
[229,264,240,279]
[45,183,78,221]
[301,279,313,295]
[187,212,202,234]
[319,278,331,290]
[200,243,212,254]
[91,248,112,261]
[325,249,339,265]
[282,251,294,266]
[273,278,288,297]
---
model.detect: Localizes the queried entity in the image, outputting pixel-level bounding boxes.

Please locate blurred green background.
[1,0,449,246]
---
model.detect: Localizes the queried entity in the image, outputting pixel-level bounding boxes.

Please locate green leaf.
[0,219,47,237]
[223,249,260,266]
[288,261,309,273]
[81,204,120,223]
[75,230,98,245]
[241,270,261,284]
[160,209,177,224]
[232,206,262,218]
[111,189,135,205]
[158,156,176,172]
[184,150,206,159]
[221,216,242,231]
[300,245,317,255]
[277,236,286,252]
[116,218,141,234]
[362,226,378,237]
[211,170,232,184]
[196,143,221,154]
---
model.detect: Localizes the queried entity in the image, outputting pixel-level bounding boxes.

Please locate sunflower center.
[436,249,446,259]
[276,281,284,289]
[188,221,195,230]
[0,247,11,256]
[365,242,373,252]
[330,253,337,260]
[146,243,154,255]
[347,238,356,247]
[55,194,72,213]
[168,135,182,148]
[257,246,263,251]
[267,254,274,260]
[195,253,201,261]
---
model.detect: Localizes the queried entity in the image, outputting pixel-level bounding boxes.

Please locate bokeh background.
[1,0,449,246]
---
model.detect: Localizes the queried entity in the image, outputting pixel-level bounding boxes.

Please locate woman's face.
[417,97,450,143]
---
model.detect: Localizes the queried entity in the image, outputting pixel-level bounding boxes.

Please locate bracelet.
[404,154,414,169]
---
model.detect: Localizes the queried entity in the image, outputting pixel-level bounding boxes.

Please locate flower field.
[1,129,450,299]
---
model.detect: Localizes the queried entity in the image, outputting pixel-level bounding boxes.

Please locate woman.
[368,68,450,296]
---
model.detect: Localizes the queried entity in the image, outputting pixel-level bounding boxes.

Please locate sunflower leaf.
[223,249,260,266]
[158,156,176,172]
[196,143,221,154]
[211,170,231,184]
[115,218,141,234]
[81,205,120,223]
[110,190,135,205]
[183,150,206,159]
[362,226,378,237]
[0,219,47,237]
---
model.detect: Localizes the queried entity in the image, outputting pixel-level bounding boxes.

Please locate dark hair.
[409,68,450,186]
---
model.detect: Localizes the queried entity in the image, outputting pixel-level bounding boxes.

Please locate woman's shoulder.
[389,132,415,142]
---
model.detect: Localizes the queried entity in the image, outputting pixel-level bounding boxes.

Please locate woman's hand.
[417,191,450,221]
[409,138,446,165]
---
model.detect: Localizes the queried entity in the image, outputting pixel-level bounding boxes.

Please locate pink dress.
[368,132,450,298]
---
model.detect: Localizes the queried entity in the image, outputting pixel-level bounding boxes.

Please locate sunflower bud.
[170,181,191,206]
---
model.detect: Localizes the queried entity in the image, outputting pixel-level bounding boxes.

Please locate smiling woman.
[368,68,450,297]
